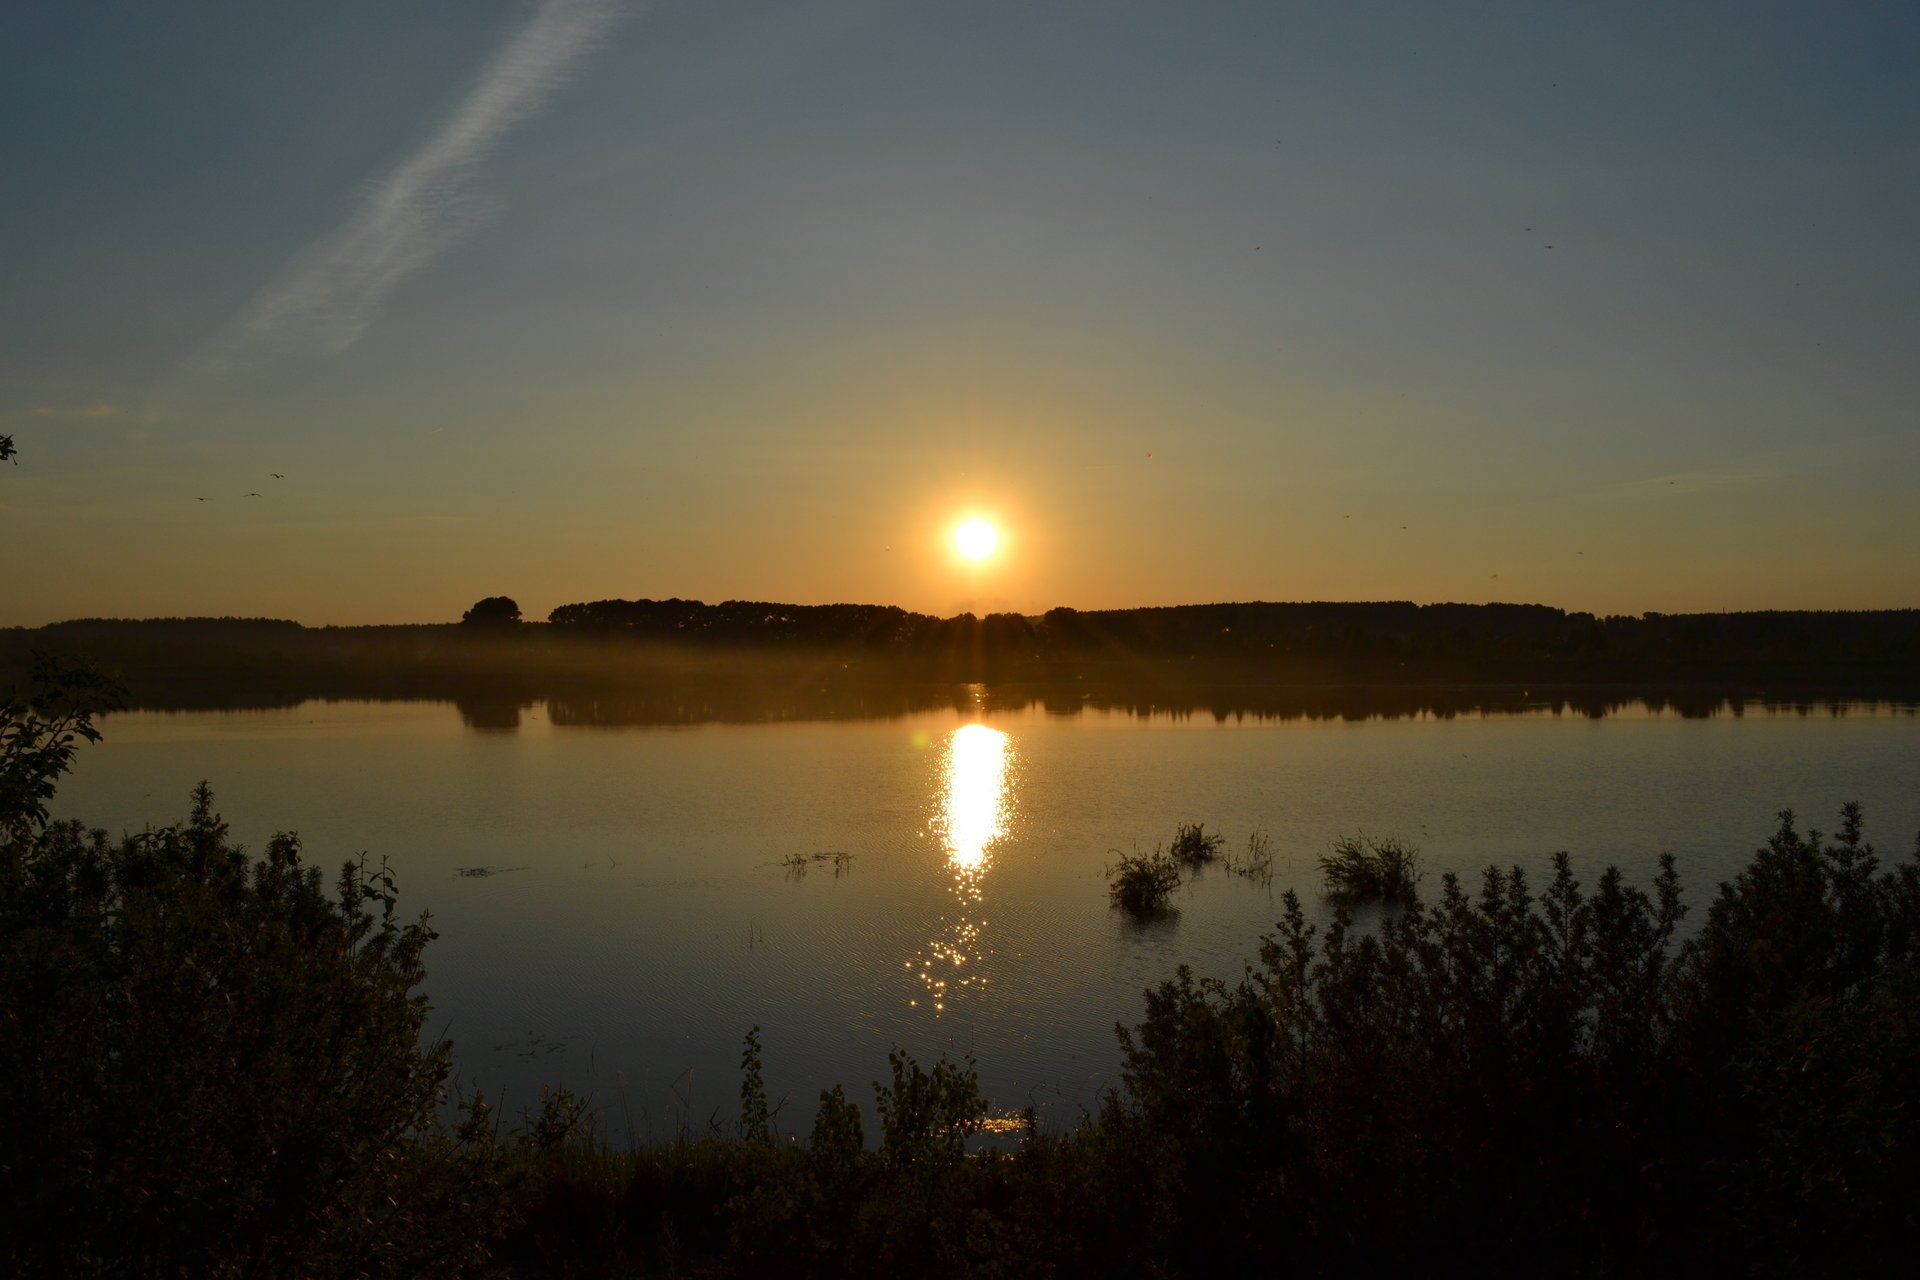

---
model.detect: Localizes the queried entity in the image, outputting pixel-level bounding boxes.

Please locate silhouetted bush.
[1108,848,1183,916]
[1318,832,1422,903]
[0,665,574,1276]
[1168,821,1225,868]
[1092,810,1920,1275]
[0,785,524,1276]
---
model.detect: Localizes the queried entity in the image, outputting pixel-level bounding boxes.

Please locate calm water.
[53,695,1920,1138]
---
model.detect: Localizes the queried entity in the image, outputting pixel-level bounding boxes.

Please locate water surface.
[53,695,1920,1137]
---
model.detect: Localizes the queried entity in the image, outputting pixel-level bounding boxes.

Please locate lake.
[51,693,1920,1139]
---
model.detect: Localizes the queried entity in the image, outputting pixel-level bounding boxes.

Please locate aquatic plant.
[1168,821,1226,868]
[1318,832,1422,903]
[1226,829,1275,885]
[782,850,854,878]
[1108,847,1183,915]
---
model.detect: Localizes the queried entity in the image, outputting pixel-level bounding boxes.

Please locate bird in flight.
[194,496,207,502]
[247,492,261,498]
[270,472,284,479]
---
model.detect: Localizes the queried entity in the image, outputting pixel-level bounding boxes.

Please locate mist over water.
[53,694,1920,1138]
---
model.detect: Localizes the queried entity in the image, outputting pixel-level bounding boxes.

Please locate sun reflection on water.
[908,724,1016,1013]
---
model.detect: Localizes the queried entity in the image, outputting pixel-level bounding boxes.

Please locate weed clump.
[1168,821,1225,868]
[783,850,853,877]
[1226,829,1275,885]
[1107,848,1183,916]
[1319,833,1422,903]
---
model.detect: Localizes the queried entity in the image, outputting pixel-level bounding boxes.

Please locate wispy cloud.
[190,0,619,378]
[27,403,120,419]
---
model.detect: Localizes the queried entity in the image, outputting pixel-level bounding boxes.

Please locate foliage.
[0,651,124,846]
[1107,846,1183,916]
[1317,831,1422,903]
[1091,809,1920,1274]
[872,1048,987,1165]
[1168,820,1225,868]
[0,783,518,1276]
[0,432,14,464]
[0,673,585,1277]
[739,1026,774,1143]
[461,595,523,626]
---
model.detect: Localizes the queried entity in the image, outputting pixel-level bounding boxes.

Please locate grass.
[1318,833,1422,903]
[1225,829,1275,885]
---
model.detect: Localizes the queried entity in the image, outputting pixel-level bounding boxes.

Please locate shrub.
[0,784,520,1276]
[1168,821,1225,868]
[1101,807,1920,1273]
[0,666,578,1276]
[0,651,122,846]
[1318,832,1422,903]
[1108,847,1183,916]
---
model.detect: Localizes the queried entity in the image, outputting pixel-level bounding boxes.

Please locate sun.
[954,517,999,562]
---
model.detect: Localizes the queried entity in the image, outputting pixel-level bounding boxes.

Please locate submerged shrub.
[1168,821,1226,868]
[1318,832,1422,903]
[1226,829,1276,885]
[1108,848,1183,916]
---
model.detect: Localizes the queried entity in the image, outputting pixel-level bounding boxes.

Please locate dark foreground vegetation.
[5,598,1920,717]
[5,659,1920,1276]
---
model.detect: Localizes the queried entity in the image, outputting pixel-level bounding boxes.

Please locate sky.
[4,0,1918,625]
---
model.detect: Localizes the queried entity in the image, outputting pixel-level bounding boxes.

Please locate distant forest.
[3,599,1918,716]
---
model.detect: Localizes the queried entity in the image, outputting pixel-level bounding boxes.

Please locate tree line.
[4,599,1917,707]
[543,596,1920,666]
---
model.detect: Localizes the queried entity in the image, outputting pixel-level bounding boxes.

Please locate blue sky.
[5,1,1917,623]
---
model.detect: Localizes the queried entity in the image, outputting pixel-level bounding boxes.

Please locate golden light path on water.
[909,724,1016,1013]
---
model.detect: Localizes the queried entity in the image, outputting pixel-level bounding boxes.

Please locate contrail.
[190,0,619,377]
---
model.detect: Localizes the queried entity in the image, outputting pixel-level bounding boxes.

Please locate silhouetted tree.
[461,595,522,626]
[1,653,124,847]
[1,433,15,465]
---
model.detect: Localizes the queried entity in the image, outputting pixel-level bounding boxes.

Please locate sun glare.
[954,517,999,562]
